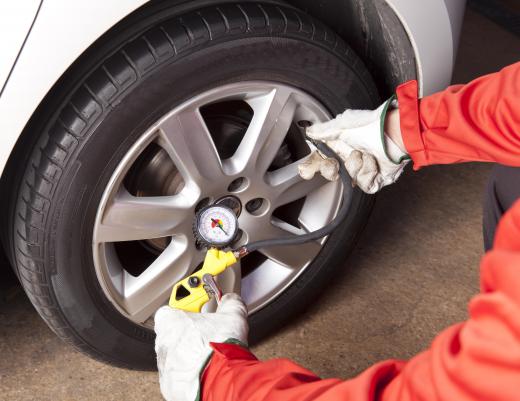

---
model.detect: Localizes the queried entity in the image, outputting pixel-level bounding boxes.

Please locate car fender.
[0,0,149,177]
[386,0,466,95]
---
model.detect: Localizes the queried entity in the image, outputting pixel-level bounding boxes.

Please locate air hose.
[233,140,352,256]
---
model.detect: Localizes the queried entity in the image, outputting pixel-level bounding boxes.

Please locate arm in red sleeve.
[397,62,520,169]
[202,343,403,401]
[201,200,520,401]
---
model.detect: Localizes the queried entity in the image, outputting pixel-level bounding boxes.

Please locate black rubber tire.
[6,2,378,369]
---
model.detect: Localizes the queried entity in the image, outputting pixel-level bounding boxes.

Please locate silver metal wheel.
[92,81,345,326]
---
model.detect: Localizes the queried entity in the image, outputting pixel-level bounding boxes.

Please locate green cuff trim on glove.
[380,94,411,165]
[194,338,248,401]
[221,338,249,348]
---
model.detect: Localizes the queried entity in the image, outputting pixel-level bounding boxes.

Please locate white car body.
[0,0,466,180]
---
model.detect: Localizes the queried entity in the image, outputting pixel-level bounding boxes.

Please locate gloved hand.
[154,293,248,401]
[298,150,340,181]
[302,99,410,194]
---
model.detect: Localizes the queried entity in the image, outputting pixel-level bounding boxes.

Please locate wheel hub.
[215,195,242,217]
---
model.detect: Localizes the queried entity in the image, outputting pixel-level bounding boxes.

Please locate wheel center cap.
[215,195,242,217]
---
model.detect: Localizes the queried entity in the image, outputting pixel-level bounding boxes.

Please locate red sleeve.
[397,62,520,170]
[201,200,520,401]
[202,343,403,401]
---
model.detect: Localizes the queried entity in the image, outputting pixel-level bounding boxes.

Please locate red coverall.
[202,62,520,401]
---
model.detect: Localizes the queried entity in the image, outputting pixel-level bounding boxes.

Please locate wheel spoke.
[218,259,242,295]
[241,258,292,307]
[254,218,321,269]
[228,87,297,174]
[157,108,224,188]
[122,237,203,322]
[267,160,327,208]
[94,189,193,243]
[93,82,342,323]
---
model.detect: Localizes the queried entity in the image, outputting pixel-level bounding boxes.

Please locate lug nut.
[246,198,264,214]
[228,177,246,192]
[195,197,211,213]
[188,276,200,288]
[297,120,313,128]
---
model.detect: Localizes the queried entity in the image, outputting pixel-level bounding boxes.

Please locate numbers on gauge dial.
[196,206,238,247]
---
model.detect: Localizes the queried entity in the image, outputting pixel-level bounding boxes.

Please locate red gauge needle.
[211,218,228,235]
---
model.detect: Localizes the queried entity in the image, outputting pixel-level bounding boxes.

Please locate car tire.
[5,2,378,369]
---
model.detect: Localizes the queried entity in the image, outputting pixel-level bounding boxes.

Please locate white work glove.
[302,99,409,194]
[154,293,248,401]
[298,150,340,181]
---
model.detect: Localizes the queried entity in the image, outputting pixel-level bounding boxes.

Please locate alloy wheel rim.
[92,81,346,327]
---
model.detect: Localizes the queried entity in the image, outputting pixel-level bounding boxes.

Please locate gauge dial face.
[196,206,238,247]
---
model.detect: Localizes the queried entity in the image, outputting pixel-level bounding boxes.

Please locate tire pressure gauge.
[193,205,239,248]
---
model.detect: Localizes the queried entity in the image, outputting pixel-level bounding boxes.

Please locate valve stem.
[233,247,249,259]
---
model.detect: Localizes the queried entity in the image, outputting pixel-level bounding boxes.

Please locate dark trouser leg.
[483,165,520,251]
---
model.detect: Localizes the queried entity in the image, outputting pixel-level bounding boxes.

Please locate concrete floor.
[1,7,519,401]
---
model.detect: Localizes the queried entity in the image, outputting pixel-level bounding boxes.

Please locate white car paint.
[387,0,466,96]
[0,0,148,177]
[0,1,41,93]
[0,0,465,178]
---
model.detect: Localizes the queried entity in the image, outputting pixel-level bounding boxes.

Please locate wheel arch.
[0,0,419,253]
[289,0,418,99]
[0,0,419,177]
